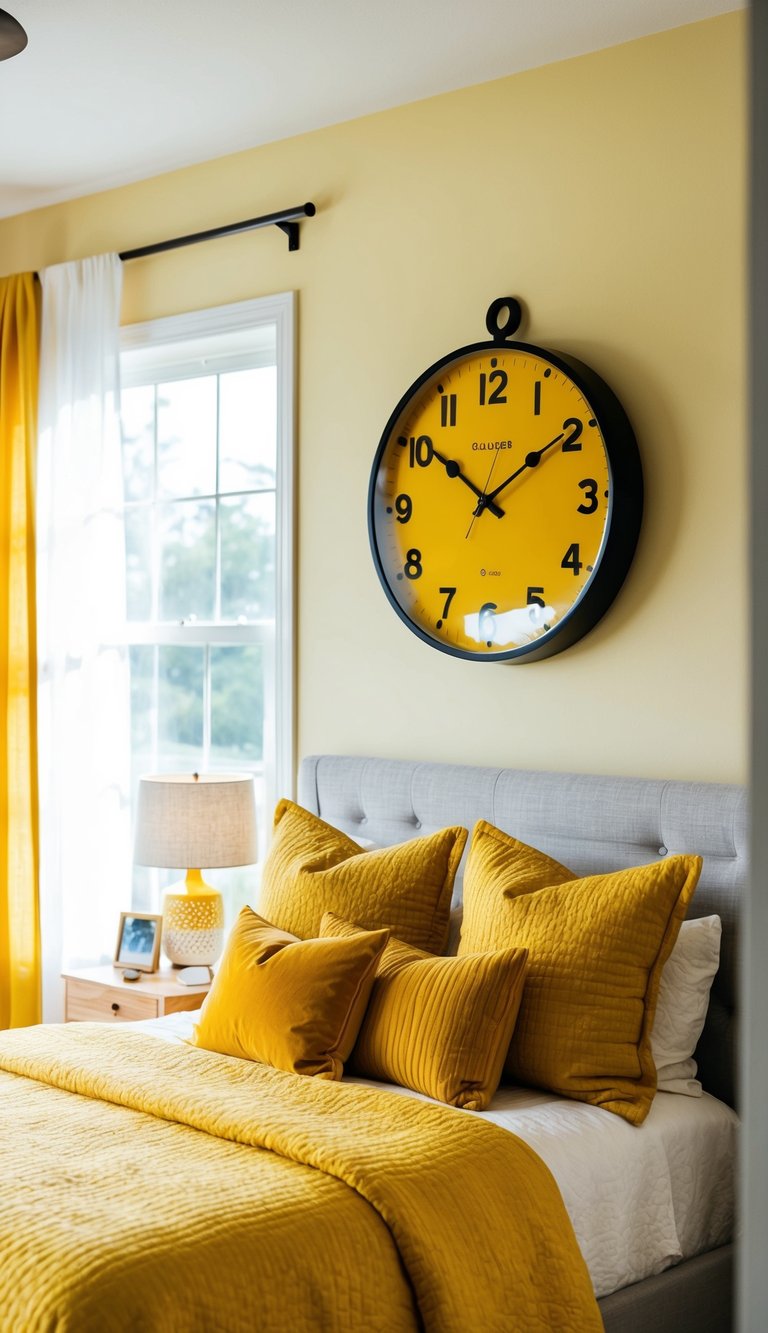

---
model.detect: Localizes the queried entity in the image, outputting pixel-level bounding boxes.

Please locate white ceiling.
[0,0,742,220]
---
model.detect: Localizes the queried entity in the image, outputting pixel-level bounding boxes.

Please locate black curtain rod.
[118,201,316,261]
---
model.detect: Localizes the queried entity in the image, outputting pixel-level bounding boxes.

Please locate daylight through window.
[119,295,294,923]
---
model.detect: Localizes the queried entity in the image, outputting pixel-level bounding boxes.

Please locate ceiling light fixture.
[0,8,27,61]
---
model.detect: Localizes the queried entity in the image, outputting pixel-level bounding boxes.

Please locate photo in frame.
[114,913,163,973]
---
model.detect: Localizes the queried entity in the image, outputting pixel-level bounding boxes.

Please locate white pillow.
[651,914,722,1096]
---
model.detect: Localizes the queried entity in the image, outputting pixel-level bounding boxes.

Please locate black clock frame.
[368,307,644,664]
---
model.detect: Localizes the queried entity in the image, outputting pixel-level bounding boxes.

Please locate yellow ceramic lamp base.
[163,869,225,966]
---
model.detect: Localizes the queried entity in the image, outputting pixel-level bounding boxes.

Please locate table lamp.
[134,773,258,966]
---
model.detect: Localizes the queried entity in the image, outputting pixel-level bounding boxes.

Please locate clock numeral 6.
[561,543,583,576]
[404,549,423,580]
[577,479,599,514]
[395,493,412,524]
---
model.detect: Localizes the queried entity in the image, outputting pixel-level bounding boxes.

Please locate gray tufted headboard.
[298,755,746,1109]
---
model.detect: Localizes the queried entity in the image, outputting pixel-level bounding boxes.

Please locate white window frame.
[118,291,295,812]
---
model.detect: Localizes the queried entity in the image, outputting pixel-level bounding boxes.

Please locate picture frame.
[114,913,163,973]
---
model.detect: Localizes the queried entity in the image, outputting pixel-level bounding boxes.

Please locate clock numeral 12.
[479,369,508,406]
[440,393,457,428]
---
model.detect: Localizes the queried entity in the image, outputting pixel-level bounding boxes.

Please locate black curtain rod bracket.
[119,201,316,262]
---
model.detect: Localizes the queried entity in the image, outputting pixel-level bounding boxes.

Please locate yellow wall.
[0,12,746,783]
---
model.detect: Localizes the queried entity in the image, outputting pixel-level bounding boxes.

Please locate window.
[119,295,294,922]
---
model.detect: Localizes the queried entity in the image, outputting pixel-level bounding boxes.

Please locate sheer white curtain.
[37,254,132,1021]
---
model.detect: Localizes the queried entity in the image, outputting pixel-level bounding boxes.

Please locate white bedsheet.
[133,1009,737,1299]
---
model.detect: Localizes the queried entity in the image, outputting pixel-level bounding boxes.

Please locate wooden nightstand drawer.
[61,965,211,1023]
[65,977,159,1023]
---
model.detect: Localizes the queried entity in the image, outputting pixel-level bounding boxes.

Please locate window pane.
[121,384,154,502]
[125,507,152,620]
[210,645,263,765]
[129,646,155,770]
[220,493,275,621]
[158,500,215,621]
[219,366,276,493]
[157,377,217,498]
[158,645,204,764]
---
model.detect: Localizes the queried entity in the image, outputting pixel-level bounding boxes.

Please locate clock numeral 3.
[577,479,598,514]
[562,418,583,452]
[561,543,583,576]
[404,549,423,580]
[479,369,508,406]
[395,493,412,523]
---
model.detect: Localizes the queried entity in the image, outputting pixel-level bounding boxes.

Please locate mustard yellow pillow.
[192,907,388,1079]
[321,911,528,1111]
[458,821,702,1124]
[259,800,467,954]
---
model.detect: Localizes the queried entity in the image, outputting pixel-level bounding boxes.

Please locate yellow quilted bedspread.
[0,1024,602,1332]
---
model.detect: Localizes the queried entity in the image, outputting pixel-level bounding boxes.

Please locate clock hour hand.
[431,448,505,518]
[485,432,565,506]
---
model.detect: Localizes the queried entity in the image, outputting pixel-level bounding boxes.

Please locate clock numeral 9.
[561,543,583,576]
[404,549,423,580]
[479,369,508,406]
[394,493,412,524]
[577,479,598,514]
[436,586,456,629]
[408,435,433,468]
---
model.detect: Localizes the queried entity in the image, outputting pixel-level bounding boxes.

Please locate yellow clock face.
[369,336,642,662]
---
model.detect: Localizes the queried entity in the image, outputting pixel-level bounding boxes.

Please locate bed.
[0,754,742,1332]
[297,755,743,1333]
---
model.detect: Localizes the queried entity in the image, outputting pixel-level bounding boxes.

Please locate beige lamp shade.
[134,773,258,967]
[134,773,258,869]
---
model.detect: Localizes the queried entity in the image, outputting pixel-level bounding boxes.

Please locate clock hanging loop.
[485,297,523,342]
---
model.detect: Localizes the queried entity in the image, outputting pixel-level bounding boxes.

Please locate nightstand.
[62,965,211,1023]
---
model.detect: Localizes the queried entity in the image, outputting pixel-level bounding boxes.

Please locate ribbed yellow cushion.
[192,907,388,1079]
[321,911,528,1111]
[458,821,702,1123]
[259,800,467,954]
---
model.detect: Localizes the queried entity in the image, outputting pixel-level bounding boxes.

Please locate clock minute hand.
[431,448,505,518]
[485,432,565,506]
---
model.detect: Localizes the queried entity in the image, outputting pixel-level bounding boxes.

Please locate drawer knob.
[111,1002,120,1013]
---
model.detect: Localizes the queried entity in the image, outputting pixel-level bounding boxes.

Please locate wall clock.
[368,297,643,663]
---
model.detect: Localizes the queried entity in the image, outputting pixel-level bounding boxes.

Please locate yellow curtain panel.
[0,273,41,1029]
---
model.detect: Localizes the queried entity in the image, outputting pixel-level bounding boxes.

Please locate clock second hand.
[484,432,565,507]
[430,447,505,519]
[466,448,503,540]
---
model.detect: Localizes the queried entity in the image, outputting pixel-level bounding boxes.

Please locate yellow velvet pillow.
[459,821,702,1124]
[259,800,467,954]
[192,907,389,1080]
[321,911,528,1111]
